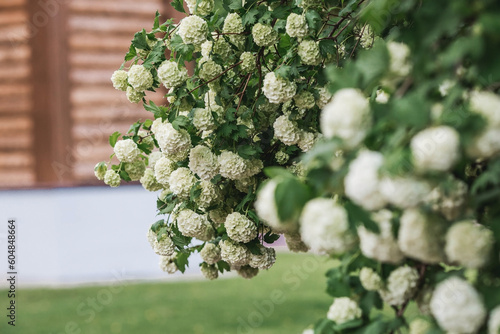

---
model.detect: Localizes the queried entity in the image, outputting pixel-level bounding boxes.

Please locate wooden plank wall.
[0,0,35,187]
[0,0,182,188]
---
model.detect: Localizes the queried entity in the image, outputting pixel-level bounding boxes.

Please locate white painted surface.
[0,185,202,288]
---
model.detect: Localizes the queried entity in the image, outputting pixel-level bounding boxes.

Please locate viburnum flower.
[176,209,215,241]
[199,242,221,264]
[154,156,177,186]
[153,235,176,257]
[320,88,371,149]
[344,150,387,210]
[152,121,191,156]
[157,61,188,89]
[284,232,309,252]
[222,13,245,49]
[410,125,460,172]
[408,319,432,334]
[192,107,215,131]
[168,167,196,199]
[294,91,316,109]
[201,263,218,280]
[114,139,140,163]
[94,162,107,180]
[285,13,308,38]
[398,209,447,264]
[381,41,412,88]
[219,239,250,267]
[358,210,404,264]
[218,151,247,180]
[255,180,295,233]
[240,52,256,74]
[209,207,229,227]
[326,297,362,324]
[359,267,383,291]
[299,198,356,255]
[178,15,208,46]
[159,254,178,274]
[140,169,163,192]
[185,0,214,16]
[196,180,221,209]
[198,58,222,82]
[188,145,219,181]
[379,176,431,209]
[298,40,321,65]
[297,131,316,152]
[469,90,500,127]
[252,23,278,47]
[316,86,332,108]
[298,0,323,10]
[262,72,297,104]
[224,212,257,243]
[104,170,120,187]
[445,220,494,269]
[127,64,153,91]
[249,244,276,270]
[126,86,143,103]
[379,266,419,306]
[430,277,486,333]
[466,126,500,159]
[124,160,146,181]
[110,70,128,91]
[273,115,300,146]
[237,265,259,279]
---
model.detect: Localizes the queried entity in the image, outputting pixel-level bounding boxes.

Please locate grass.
[0,252,335,334]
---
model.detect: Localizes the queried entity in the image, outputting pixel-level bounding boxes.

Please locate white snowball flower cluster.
[222,13,245,48]
[148,151,163,169]
[408,319,432,334]
[385,41,412,80]
[445,220,493,269]
[358,210,404,264]
[157,61,188,89]
[299,198,356,255]
[152,121,191,157]
[178,15,208,46]
[488,306,500,334]
[273,115,300,145]
[224,212,257,243]
[249,245,276,270]
[326,297,362,324]
[169,167,196,199]
[316,87,332,108]
[375,89,389,103]
[188,145,219,180]
[200,242,221,264]
[410,126,460,172]
[294,91,316,109]
[240,52,256,74]
[298,40,321,65]
[219,239,250,267]
[298,131,316,152]
[127,64,153,91]
[359,267,383,291]
[218,151,261,180]
[94,162,107,180]
[238,265,259,279]
[201,263,218,280]
[153,235,176,256]
[379,176,431,209]
[425,176,468,220]
[379,266,419,306]
[262,72,297,104]
[111,70,128,91]
[140,168,163,191]
[176,209,215,241]
[199,58,222,82]
[124,160,146,181]
[159,254,178,274]
[154,156,176,185]
[285,13,308,38]
[344,150,387,210]
[358,25,374,49]
[185,0,214,16]
[104,170,120,187]
[430,277,486,333]
[252,23,278,47]
[320,88,371,149]
[114,139,140,163]
[467,91,500,158]
[398,209,446,264]
[193,107,215,132]
[196,180,221,208]
[255,180,295,233]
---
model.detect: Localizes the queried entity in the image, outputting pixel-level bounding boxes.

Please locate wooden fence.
[0,0,182,188]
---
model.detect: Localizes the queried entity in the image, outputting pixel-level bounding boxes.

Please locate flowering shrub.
[96,0,500,332]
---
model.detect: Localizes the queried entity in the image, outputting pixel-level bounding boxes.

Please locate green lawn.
[0,252,335,334]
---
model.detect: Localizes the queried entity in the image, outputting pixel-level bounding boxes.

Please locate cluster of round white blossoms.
[152,120,191,157]
[252,23,278,47]
[192,108,215,131]
[104,170,120,187]
[467,90,500,158]
[222,13,245,48]
[154,156,176,185]
[124,160,146,181]
[430,276,486,333]
[200,242,221,264]
[273,115,300,145]
[379,266,419,306]
[326,297,362,324]
[262,72,297,104]
[285,13,308,38]
[126,86,143,103]
[410,125,460,172]
[444,220,493,269]
[408,319,432,334]
[249,245,276,270]
[188,145,219,180]
[114,139,140,163]
[200,263,218,280]
[176,209,214,241]
[254,180,291,233]
[152,234,176,257]
[178,15,208,46]
[218,151,262,181]
[94,162,107,180]
[198,58,222,82]
[425,177,467,220]
[169,167,196,199]
[158,61,188,89]
[379,176,431,209]
[320,88,371,149]
[219,239,250,267]
[298,40,321,65]
[239,52,256,73]
[299,198,355,255]
[224,212,257,243]
[382,41,412,87]
[111,70,128,91]
[316,87,333,108]
[159,254,178,274]
[185,0,213,16]
[359,267,383,291]
[140,168,163,191]
[237,265,259,279]
[127,64,153,91]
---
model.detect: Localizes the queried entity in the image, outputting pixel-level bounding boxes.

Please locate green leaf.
[171,115,190,130]
[263,231,280,244]
[171,0,186,13]
[131,29,150,50]
[263,167,294,179]
[355,40,390,90]
[189,181,202,201]
[170,34,195,61]
[305,10,322,32]
[242,8,259,26]
[237,144,257,159]
[125,44,137,61]
[245,240,262,255]
[109,131,121,148]
[175,252,190,273]
[274,177,312,222]
[153,10,160,30]
[319,39,336,58]
[143,100,168,119]
[216,260,231,273]
[119,170,131,182]
[345,201,380,233]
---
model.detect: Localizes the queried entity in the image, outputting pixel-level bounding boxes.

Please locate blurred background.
[0,1,333,333]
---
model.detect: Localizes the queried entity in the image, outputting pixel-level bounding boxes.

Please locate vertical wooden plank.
[27,0,73,184]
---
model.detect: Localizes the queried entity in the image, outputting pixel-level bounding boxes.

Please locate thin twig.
[237,74,252,111]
